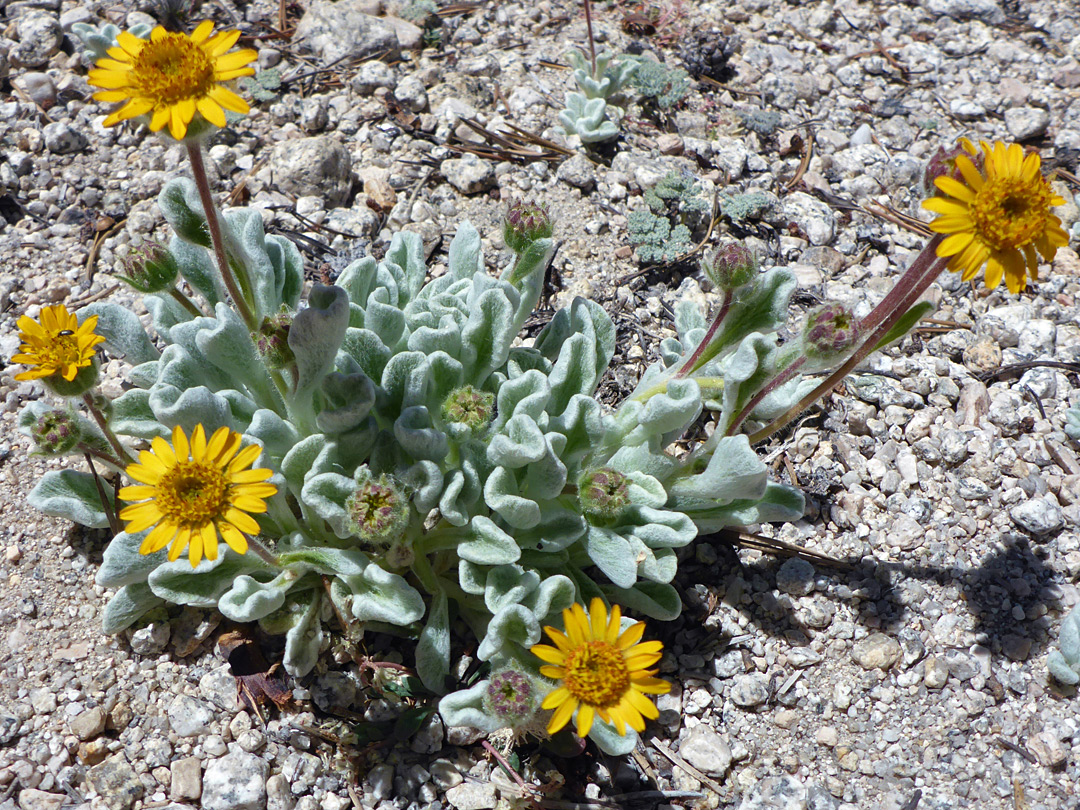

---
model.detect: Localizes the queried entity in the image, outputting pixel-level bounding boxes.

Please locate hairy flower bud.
[804,303,859,363]
[254,310,295,369]
[441,385,495,435]
[702,243,756,291]
[117,241,180,293]
[347,474,409,547]
[922,139,981,196]
[482,669,539,725]
[578,467,630,523]
[31,409,81,455]
[503,201,554,254]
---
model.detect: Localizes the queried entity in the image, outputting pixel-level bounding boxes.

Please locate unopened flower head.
[578,467,630,523]
[31,410,81,456]
[440,385,495,435]
[119,424,277,568]
[531,598,670,738]
[88,21,257,140]
[804,303,858,362]
[922,138,982,196]
[347,474,409,547]
[12,305,104,393]
[702,242,757,291]
[118,240,180,293]
[922,139,1068,293]
[503,201,554,253]
[254,310,294,369]
[482,669,539,725]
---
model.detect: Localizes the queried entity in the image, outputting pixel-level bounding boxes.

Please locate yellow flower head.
[12,304,104,382]
[120,424,277,568]
[88,21,257,140]
[922,139,1069,294]
[531,598,670,739]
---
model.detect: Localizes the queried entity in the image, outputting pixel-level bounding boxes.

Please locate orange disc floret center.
[156,461,228,527]
[132,35,215,105]
[563,641,631,708]
[971,176,1054,252]
[34,334,83,372]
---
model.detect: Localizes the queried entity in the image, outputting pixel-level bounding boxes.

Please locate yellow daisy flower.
[922,139,1069,294]
[88,20,257,140]
[119,424,277,568]
[12,304,104,382]
[531,598,671,738]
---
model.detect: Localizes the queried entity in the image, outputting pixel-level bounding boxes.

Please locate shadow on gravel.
[683,533,1063,662]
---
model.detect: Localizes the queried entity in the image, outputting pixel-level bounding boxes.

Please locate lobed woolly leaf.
[29,470,114,530]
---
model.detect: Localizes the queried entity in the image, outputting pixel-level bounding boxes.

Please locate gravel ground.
[2,1,1080,809]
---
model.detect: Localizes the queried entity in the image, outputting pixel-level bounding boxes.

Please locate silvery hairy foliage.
[558,50,636,144]
[24,178,810,753]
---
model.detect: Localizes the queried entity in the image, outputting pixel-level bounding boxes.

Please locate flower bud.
[804,303,859,363]
[482,669,539,726]
[43,356,100,398]
[30,409,81,455]
[347,473,410,547]
[503,201,554,254]
[702,243,756,291]
[254,310,295,369]
[578,467,630,523]
[922,138,980,196]
[441,385,495,435]
[117,241,180,293]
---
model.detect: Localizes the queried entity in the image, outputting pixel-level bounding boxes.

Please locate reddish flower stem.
[747,238,949,445]
[185,141,256,330]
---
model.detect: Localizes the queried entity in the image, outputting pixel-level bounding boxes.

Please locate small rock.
[270,136,353,208]
[266,774,294,810]
[170,756,202,801]
[367,763,394,800]
[730,674,769,707]
[851,633,901,670]
[1001,633,1032,661]
[429,759,462,789]
[815,726,838,747]
[943,649,978,681]
[783,192,835,246]
[69,707,107,741]
[78,739,110,766]
[679,725,732,775]
[201,751,269,810]
[737,774,807,810]
[167,695,213,737]
[86,756,144,810]
[1004,106,1050,141]
[776,558,816,596]
[556,153,597,191]
[13,12,62,67]
[18,791,66,810]
[1010,497,1064,536]
[924,656,949,688]
[410,711,444,754]
[1026,731,1067,767]
[656,133,684,155]
[350,61,396,96]
[293,0,399,64]
[29,688,57,714]
[924,0,1005,25]
[395,75,428,112]
[445,783,498,810]
[384,16,424,50]
[170,607,220,658]
[129,617,171,654]
[787,647,823,668]
[962,337,1001,373]
[311,671,359,713]
[441,153,496,195]
[12,72,55,107]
